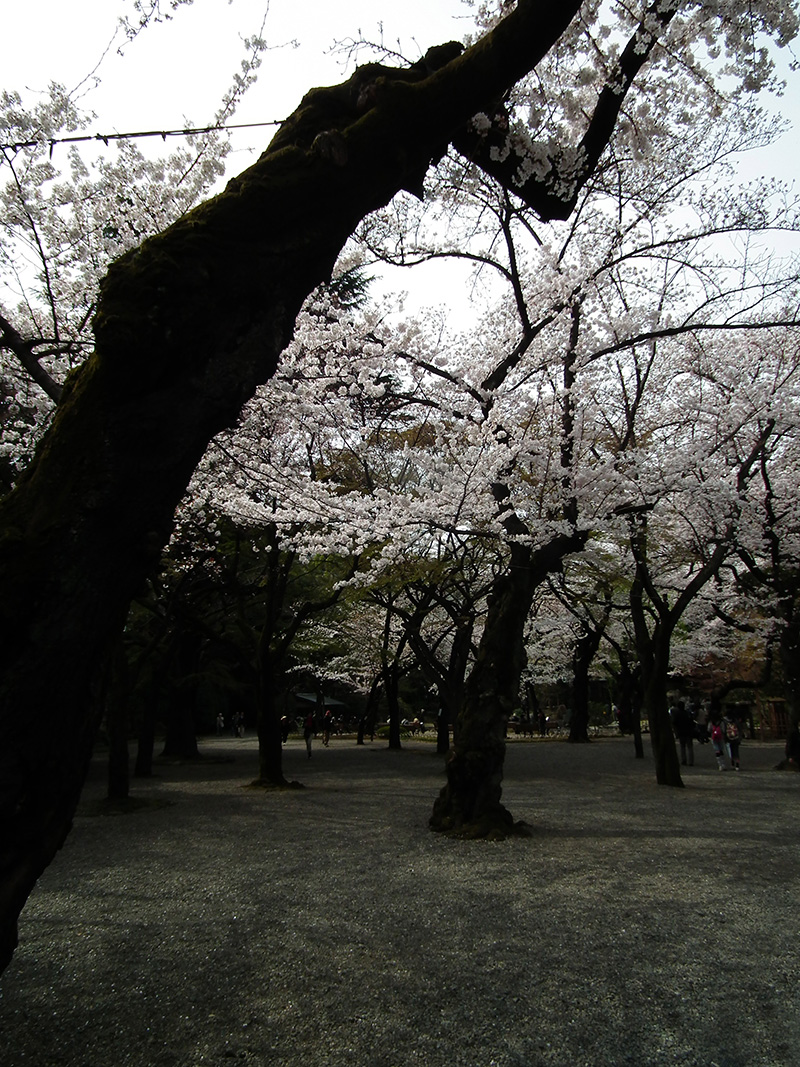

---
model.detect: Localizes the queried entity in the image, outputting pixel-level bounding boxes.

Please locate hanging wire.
[0,118,285,154]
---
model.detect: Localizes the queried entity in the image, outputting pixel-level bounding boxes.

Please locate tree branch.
[451,0,678,219]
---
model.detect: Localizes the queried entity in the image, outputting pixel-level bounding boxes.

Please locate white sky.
[2,0,472,156]
[3,0,799,320]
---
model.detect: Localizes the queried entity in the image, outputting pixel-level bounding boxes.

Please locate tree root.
[430,810,532,841]
[247,778,305,791]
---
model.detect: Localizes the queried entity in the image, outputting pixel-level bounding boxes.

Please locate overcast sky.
[3,1,471,160]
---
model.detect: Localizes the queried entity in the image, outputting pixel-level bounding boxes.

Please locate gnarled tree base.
[430,805,532,840]
[248,778,305,791]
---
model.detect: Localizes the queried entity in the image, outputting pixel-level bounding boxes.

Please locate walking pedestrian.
[708,715,728,771]
[722,710,742,770]
[671,700,696,767]
[303,711,314,759]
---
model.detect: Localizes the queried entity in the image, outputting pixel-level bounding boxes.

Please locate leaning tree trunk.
[0,2,592,971]
[430,546,533,838]
[430,532,584,838]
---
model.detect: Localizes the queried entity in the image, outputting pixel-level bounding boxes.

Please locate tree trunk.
[256,679,290,786]
[386,664,402,750]
[431,531,586,837]
[436,690,453,755]
[134,698,157,778]
[106,719,130,801]
[643,646,683,787]
[363,676,382,742]
[568,628,602,744]
[779,599,800,727]
[105,657,130,801]
[630,703,645,760]
[160,631,201,760]
[614,657,644,758]
[416,616,471,755]
[160,696,200,759]
[160,699,200,760]
[430,554,530,838]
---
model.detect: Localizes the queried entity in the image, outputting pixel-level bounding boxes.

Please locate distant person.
[708,715,728,771]
[303,712,314,759]
[215,712,225,736]
[722,711,742,770]
[671,700,696,767]
[783,724,800,769]
[322,708,333,747]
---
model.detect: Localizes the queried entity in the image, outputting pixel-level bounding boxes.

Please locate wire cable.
[1,118,285,154]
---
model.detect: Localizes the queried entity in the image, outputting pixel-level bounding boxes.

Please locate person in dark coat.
[671,700,696,767]
[722,710,743,770]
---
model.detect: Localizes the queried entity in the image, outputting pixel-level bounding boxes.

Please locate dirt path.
[1,734,797,1067]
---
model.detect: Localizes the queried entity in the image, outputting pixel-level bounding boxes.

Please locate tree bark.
[643,645,683,787]
[568,627,603,744]
[431,533,584,837]
[255,665,291,787]
[160,631,201,760]
[430,555,529,838]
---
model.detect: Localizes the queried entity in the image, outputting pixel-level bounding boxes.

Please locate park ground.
[0,733,798,1067]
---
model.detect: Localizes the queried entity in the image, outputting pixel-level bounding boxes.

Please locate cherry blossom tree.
[191,2,800,808]
[1,0,798,971]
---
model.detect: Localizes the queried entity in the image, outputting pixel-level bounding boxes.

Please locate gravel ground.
[0,733,798,1067]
